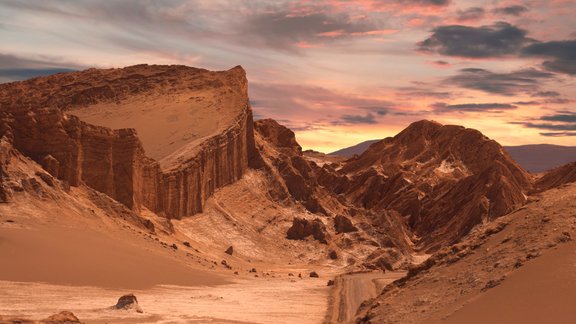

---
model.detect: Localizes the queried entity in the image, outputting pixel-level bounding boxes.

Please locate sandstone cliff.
[0,65,255,219]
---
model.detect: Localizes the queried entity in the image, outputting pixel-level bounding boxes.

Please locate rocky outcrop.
[534,162,576,192]
[253,119,348,215]
[0,65,255,219]
[0,137,11,203]
[337,120,532,250]
[254,118,416,262]
[286,217,329,244]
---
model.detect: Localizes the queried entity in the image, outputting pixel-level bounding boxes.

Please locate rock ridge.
[0,65,255,219]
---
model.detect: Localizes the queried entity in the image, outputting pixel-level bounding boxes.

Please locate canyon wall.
[0,65,255,219]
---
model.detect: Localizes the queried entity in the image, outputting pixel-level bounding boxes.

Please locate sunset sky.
[0,0,575,152]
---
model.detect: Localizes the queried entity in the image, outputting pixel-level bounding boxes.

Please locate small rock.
[249,268,257,273]
[221,260,232,269]
[557,231,572,243]
[327,280,335,286]
[225,246,234,255]
[114,294,143,313]
[40,311,81,323]
[35,171,55,187]
[171,243,178,250]
[183,241,191,247]
[309,271,319,278]
[328,250,338,260]
[288,273,294,277]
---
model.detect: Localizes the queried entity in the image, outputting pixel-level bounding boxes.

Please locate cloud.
[456,7,485,22]
[418,22,533,58]
[532,91,560,97]
[334,113,378,125]
[513,111,576,136]
[0,53,83,82]
[513,101,540,105]
[492,5,529,16]
[242,3,396,50]
[539,131,576,137]
[443,67,555,95]
[522,40,576,75]
[336,0,451,13]
[540,113,576,123]
[396,85,454,99]
[399,0,450,5]
[431,102,517,112]
[250,82,399,129]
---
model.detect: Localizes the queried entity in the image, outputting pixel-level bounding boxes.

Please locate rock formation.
[286,217,329,244]
[335,120,532,250]
[534,161,576,192]
[0,65,256,219]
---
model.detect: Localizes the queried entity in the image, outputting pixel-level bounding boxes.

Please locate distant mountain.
[504,144,576,173]
[329,139,379,157]
[332,140,576,174]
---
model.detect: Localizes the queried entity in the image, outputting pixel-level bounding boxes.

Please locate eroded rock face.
[253,119,346,215]
[535,162,576,192]
[0,65,256,219]
[338,120,532,250]
[0,137,11,203]
[286,217,329,244]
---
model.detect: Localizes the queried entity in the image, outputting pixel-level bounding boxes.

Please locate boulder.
[225,246,234,255]
[334,215,358,234]
[286,217,329,244]
[309,271,319,278]
[113,294,143,313]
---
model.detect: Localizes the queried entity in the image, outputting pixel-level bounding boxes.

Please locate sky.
[0,0,575,152]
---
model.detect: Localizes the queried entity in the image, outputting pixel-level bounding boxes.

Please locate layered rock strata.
[0,65,255,218]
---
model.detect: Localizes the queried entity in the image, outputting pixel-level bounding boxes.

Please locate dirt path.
[326,271,405,323]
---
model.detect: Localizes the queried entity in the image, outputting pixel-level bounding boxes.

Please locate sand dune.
[439,242,576,324]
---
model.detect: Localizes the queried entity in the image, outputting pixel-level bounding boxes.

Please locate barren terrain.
[1,65,576,324]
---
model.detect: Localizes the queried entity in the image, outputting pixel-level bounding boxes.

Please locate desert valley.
[0,64,574,324]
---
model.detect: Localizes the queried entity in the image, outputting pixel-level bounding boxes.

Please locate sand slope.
[440,242,576,324]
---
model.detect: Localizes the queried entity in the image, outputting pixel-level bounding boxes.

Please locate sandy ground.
[70,91,243,161]
[439,241,576,324]
[0,169,338,323]
[326,271,406,323]
[0,226,227,289]
[0,208,334,324]
[0,274,330,324]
